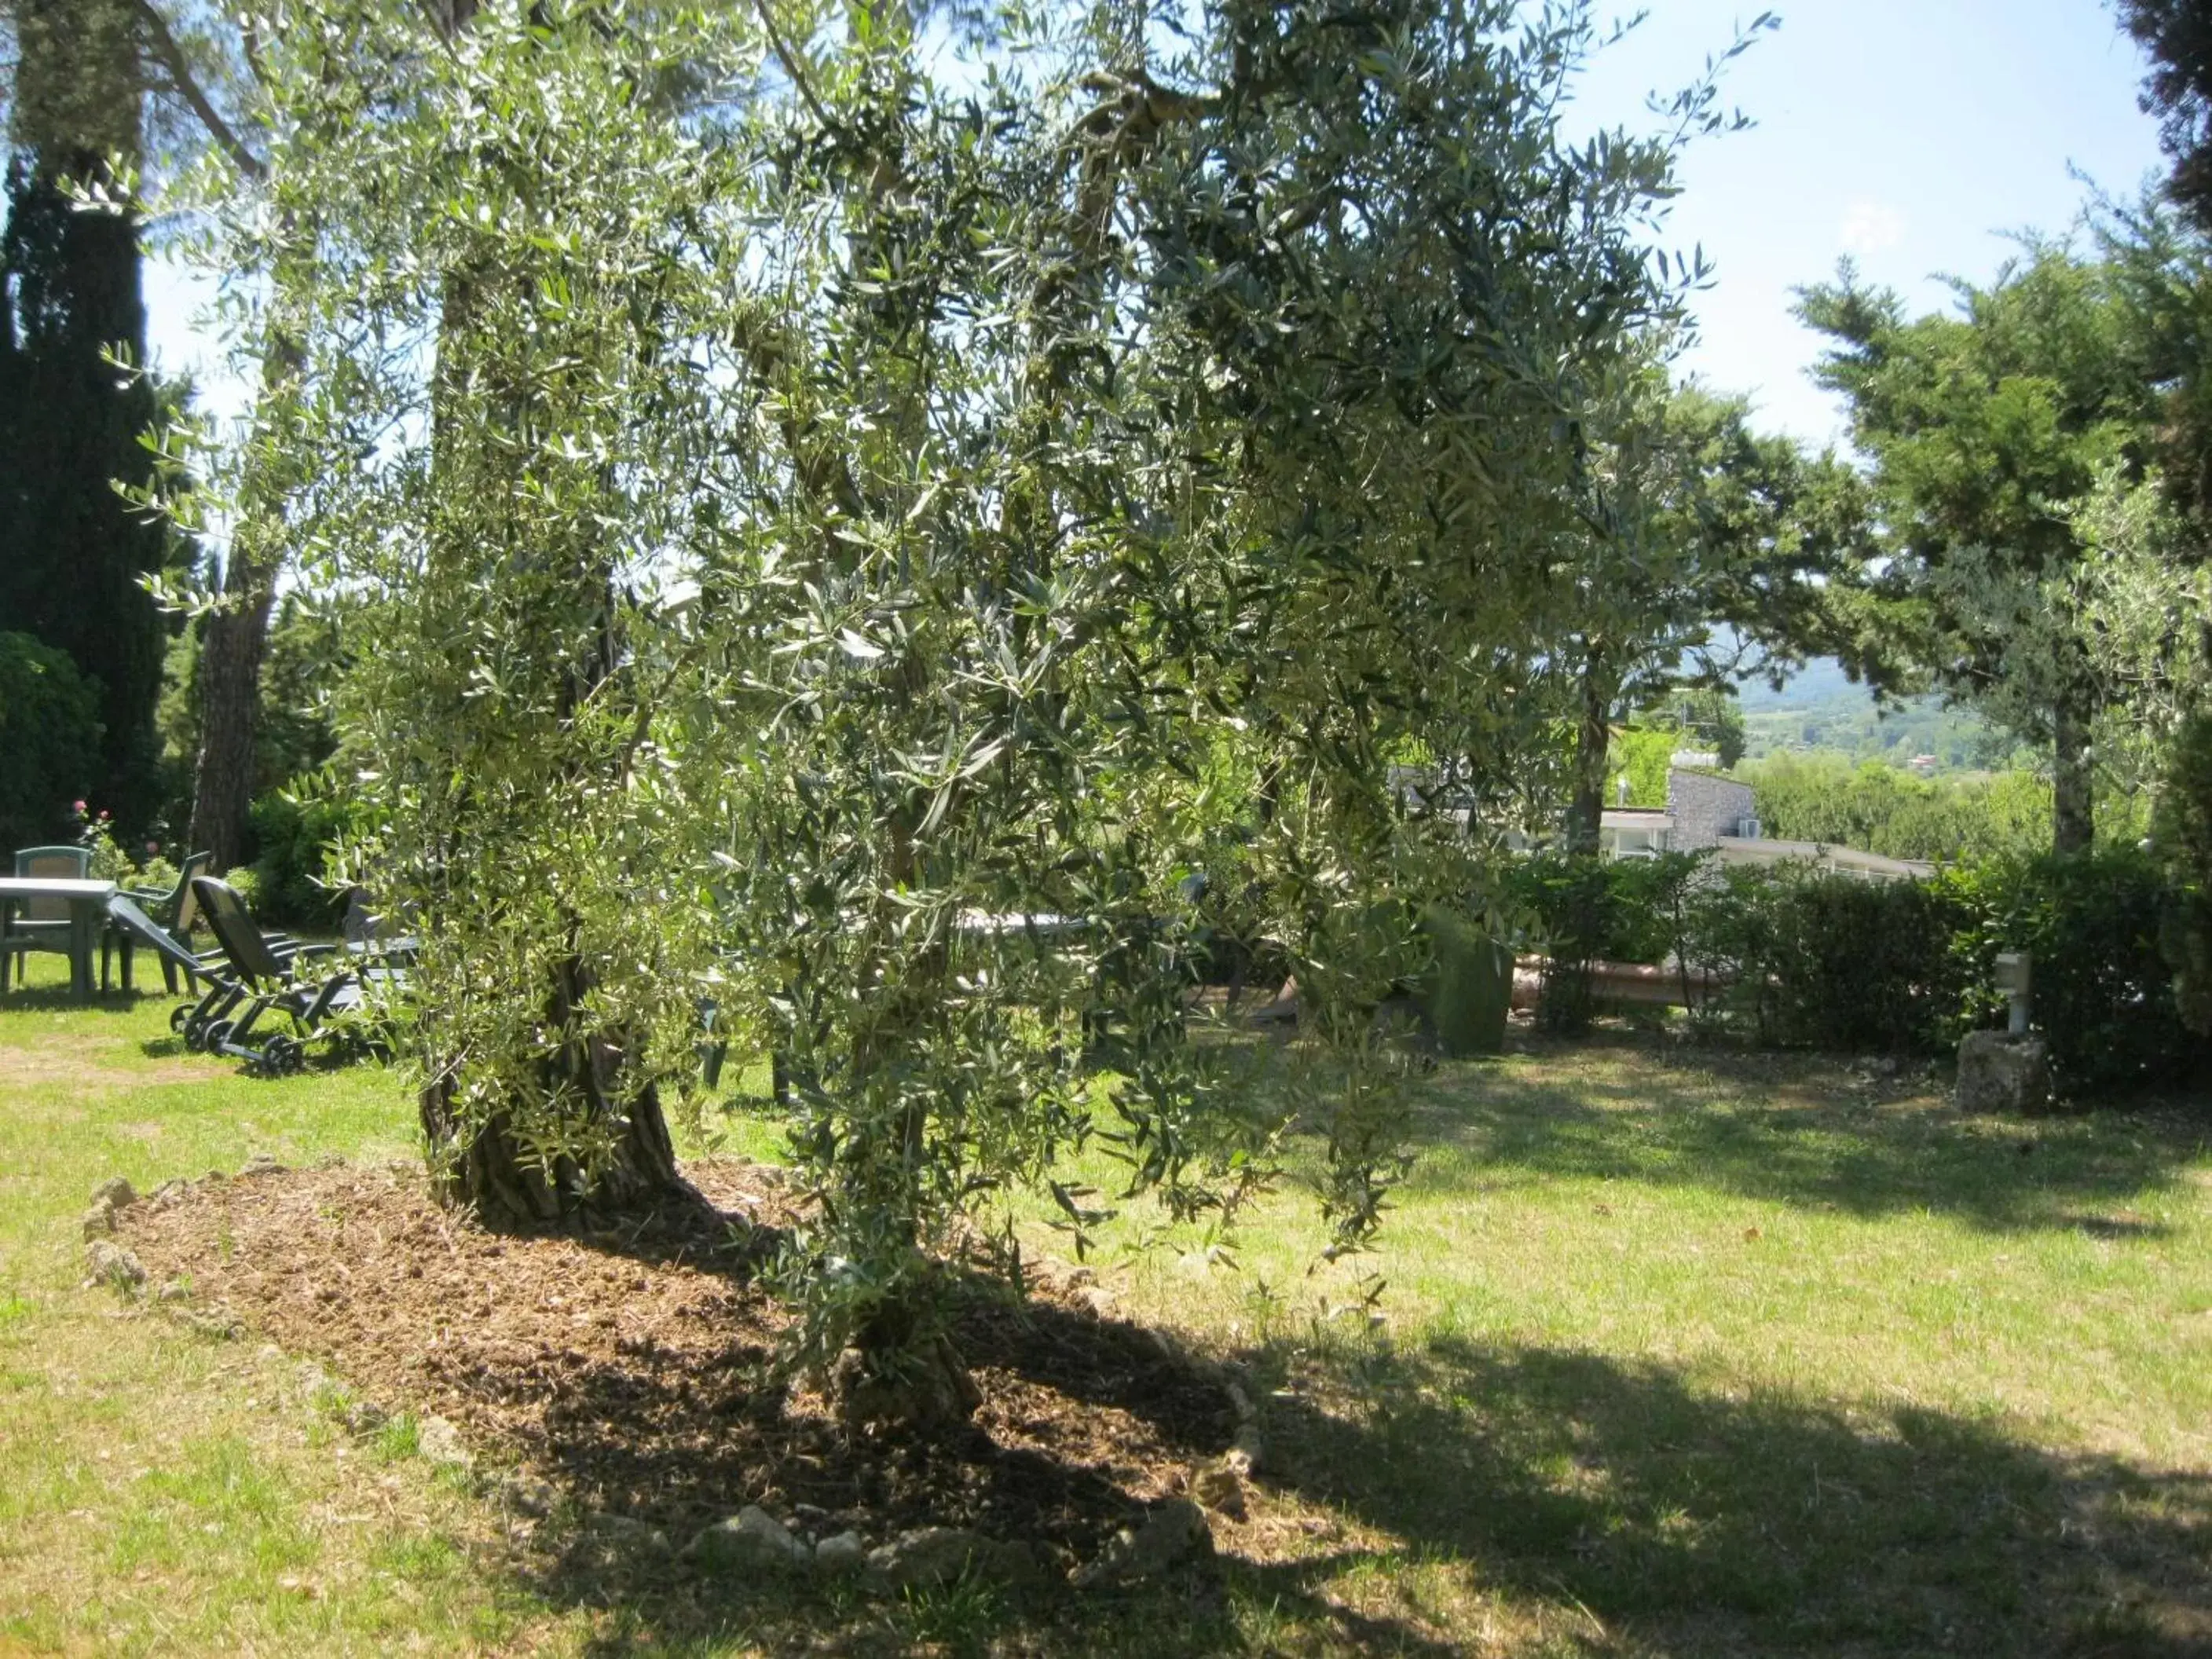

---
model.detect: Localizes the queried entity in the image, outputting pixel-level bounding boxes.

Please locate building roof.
[1715,836,1935,881]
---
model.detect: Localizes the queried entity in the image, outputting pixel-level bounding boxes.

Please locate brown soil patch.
[0,1033,225,1094]
[117,1159,1236,1569]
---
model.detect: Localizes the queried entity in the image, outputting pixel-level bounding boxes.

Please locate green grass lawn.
[2,950,2208,1655]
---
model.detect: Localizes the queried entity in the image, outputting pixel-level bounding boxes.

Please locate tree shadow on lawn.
[345,1202,1272,1656]
[1247,1331,2212,1657]
[500,1291,1479,1659]
[500,1296,2212,1657]
[435,1205,1489,1657]
[1412,1035,2212,1236]
[0,980,159,1016]
[145,1153,2197,1657]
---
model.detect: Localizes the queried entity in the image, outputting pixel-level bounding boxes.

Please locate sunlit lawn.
[2,945,2208,1655]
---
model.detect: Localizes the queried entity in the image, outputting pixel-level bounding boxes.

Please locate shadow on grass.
[1238,1331,2212,1657]
[393,1203,1254,1657]
[0,981,156,1016]
[1412,1033,2212,1236]
[484,1280,2212,1656]
[493,1288,1469,1657]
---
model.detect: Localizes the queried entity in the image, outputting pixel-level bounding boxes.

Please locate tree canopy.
[131,0,1771,1415]
[1800,244,2162,854]
[0,0,170,833]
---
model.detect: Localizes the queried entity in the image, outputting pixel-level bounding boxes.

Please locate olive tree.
[171,0,1725,1419]
[162,0,763,1221]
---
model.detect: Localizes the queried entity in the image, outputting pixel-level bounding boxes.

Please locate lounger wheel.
[170,1005,192,1035]
[260,1035,304,1076]
[201,1019,234,1053]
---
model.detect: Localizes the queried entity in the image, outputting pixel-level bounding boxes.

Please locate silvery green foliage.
[155,0,1705,1372]
[2067,463,2212,784]
[156,0,764,1213]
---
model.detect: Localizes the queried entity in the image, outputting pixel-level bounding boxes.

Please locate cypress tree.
[0,0,166,830]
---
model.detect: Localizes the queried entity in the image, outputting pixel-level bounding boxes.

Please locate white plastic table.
[0,877,119,1002]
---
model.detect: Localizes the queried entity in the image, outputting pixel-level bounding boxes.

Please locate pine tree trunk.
[186,317,304,870]
[186,586,273,870]
[2052,692,2094,856]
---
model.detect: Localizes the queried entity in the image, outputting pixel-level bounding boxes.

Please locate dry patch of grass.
[0,957,573,1655]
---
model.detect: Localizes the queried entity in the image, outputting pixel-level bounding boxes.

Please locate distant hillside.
[1736,657,1859,711]
[1742,691,2015,771]
[1732,658,2016,772]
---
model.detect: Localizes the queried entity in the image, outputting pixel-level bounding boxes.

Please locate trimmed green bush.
[1685,867,1978,1056]
[1944,851,2199,1097]
[247,786,353,929]
[1511,841,2199,1096]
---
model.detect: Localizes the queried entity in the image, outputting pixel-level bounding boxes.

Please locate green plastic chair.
[1,845,92,992]
[103,851,214,993]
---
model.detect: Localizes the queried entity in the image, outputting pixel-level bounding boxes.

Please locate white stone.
[416,1414,472,1470]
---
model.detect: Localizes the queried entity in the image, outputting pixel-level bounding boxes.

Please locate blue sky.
[145,1,2173,446]
[1564,0,2169,445]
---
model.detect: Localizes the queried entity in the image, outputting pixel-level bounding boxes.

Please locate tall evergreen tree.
[1800,247,2155,855]
[2119,0,2212,229]
[0,0,167,830]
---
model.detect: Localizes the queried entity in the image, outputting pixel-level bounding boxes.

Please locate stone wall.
[1665,768,1756,851]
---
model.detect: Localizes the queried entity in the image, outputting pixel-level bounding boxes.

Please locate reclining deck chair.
[167,888,307,1051]
[104,892,223,999]
[188,875,390,1075]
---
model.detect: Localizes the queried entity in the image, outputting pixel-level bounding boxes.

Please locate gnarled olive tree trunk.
[403,4,690,1230]
[419,961,682,1225]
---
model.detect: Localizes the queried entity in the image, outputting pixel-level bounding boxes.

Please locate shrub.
[2156,709,2212,1037]
[1674,851,2196,1094]
[1505,851,1707,1030]
[72,809,156,898]
[0,632,101,852]
[1946,851,2199,1097]
[1713,869,1977,1056]
[247,782,355,929]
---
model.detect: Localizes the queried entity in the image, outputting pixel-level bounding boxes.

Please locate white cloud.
[1840,199,1906,256]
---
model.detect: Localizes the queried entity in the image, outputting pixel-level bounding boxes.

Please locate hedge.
[1513,848,2203,1097]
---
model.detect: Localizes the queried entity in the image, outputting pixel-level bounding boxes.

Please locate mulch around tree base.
[117,1159,1240,1573]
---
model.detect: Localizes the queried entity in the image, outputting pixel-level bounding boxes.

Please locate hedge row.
[1508,849,2202,1097]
